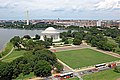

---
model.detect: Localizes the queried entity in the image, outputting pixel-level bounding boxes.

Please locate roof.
[42,27,60,34]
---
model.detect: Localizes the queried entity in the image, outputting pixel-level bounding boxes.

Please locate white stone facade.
[40,27,61,42]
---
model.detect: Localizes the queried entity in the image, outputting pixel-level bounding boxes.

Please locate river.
[0,28,66,50]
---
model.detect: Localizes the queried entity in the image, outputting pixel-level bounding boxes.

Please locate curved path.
[0,47,14,61]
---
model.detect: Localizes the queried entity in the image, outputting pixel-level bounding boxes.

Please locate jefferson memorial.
[40,27,61,42]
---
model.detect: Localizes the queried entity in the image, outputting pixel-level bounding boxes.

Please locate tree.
[72,32,84,40]
[103,42,117,51]
[33,49,57,65]
[60,32,67,38]
[97,41,106,49]
[67,30,72,37]
[84,33,92,43]
[62,37,67,42]
[26,39,35,50]
[89,27,101,35]
[10,36,21,49]
[64,39,69,44]
[54,63,63,73]
[43,36,53,48]
[22,64,32,75]
[23,35,31,39]
[115,36,120,47]
[10,36,21,43]
[73,38,82,45]
[34,60,52,77]
[0,62,13,80]
[90,37,98,47]
[34,34,40,40]
[11,57,28,79]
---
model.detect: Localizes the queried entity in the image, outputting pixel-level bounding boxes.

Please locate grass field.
[0,42,13,57]
[2,50,27,62]
[56,48,119,69]
[83,69,120,80]
[15,72,35,80]
[66,77,79,80]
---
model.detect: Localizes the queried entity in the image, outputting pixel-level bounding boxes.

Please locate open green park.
[1,45,120,79]
[2,50,27,62]
[0,42,13,57]
[67,69,120,80]
[67,77,79,80]
[83,69,120,80]
[56,48,120,69]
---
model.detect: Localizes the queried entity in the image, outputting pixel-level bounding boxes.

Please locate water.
[0,28,66,50]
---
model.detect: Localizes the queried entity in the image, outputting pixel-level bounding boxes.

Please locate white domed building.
[40,27,61,42]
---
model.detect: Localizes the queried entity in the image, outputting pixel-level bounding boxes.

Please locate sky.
[0,0,120,20]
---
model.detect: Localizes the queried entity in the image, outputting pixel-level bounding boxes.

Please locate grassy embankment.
[2,50,27,62]
[15,72,35,80]
[0,42,13,58]
[83,69,120,80]
[66,77,79,80]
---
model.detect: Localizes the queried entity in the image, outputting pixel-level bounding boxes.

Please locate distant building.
[97,20,102,26]
[101,20,120,27]
[40,27,61,42]
[53,20,97,27]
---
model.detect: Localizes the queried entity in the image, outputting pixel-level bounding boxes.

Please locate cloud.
[0,0,119,20]
[0,0,96,11]
[95,0,120,10]
[0,0,119,11]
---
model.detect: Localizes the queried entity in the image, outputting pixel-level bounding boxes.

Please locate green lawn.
[83,69,120,80]
[2,50,27,62]
[66,77,79,80]
[15,72,35,80]
[56,48,119,69]
[0,42,13,57]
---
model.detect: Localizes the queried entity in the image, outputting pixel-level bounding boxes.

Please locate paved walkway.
[0,47,14,60]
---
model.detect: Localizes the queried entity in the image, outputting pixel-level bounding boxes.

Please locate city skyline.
[0,0,120,20]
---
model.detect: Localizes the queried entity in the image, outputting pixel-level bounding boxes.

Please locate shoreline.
[0,40,9,53]
[0,43,7,53]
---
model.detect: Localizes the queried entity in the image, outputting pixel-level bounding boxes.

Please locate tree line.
[0,35,63,80]
[60,26,120,54]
